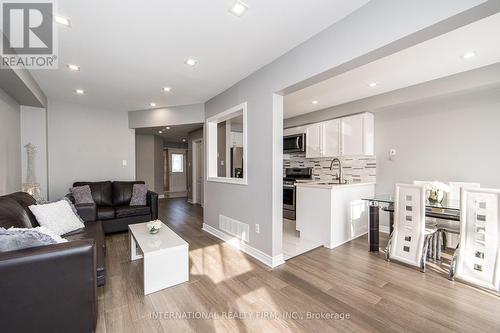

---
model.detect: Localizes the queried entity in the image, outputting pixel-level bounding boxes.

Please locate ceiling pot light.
[74,89,85,95]
[166,126,171,130]
[229,1,248,17]
[182,139,187,142]
[54,15,71,27]
[311,100,319,105]
[158,130,163,134]
[462,51,477,59]
[149,102,157,107]
[368,82,377,88]
[185,58,197,66]
[162,87,172,92]
[67,64,80,71]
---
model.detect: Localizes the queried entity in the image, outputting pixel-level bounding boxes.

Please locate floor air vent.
[219,215,249,242]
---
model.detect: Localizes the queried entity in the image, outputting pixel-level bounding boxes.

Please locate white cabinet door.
[306,124,322,158]
[322,119,340,157]
[341,114,365,155]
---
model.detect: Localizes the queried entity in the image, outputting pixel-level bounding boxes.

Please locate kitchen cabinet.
[305,123,322,158]
[341,113,374,156]
[304,112,373,158]
[322,119,341,157]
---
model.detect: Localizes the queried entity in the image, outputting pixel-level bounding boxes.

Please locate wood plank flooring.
[97,198,500,333]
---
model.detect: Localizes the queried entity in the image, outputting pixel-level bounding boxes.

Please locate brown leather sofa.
[0,192,102,333]
[67,181,159,234]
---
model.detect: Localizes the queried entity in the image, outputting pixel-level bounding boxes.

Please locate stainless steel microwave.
[283,133,306,153]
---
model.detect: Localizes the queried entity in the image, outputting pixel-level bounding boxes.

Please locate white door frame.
[192,138,203,205]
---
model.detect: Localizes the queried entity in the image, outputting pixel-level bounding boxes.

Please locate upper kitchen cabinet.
[341,113,374,156]
[304,112,374,158]
[305,119,340,158]
[305,123,322,158]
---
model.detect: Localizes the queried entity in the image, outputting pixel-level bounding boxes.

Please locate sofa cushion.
[130,184,148,206]
[29,200,85,236]
[115,205,150,218]
[70,185,94,204]
[112,181,145,206]
[73,181,113,207]
[97,206,115,220]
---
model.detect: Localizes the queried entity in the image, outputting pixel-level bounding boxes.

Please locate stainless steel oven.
[284,133,306,153]
[283,167,312,220]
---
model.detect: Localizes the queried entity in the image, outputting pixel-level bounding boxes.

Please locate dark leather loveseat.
[0,192,103,333]
[67,181,158,234]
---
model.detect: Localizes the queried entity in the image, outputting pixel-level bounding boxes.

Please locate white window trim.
[206,102,248,185]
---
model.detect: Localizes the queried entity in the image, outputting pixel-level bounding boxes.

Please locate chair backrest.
[390,184,426,267]
[456,188,500,291]
[448,182,480,203]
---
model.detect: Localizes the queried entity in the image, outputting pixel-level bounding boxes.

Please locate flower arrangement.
[146,220,163,234]
[423,181,451,203]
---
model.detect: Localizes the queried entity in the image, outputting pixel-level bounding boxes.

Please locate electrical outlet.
[255,224,260,233]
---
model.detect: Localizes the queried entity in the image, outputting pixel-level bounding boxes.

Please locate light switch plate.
[255,224,260,233]
[122,159,127,166]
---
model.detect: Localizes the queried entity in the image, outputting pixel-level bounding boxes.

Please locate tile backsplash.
[284,153,376,183]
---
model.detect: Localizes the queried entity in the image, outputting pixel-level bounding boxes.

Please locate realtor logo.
[1,1,58,69]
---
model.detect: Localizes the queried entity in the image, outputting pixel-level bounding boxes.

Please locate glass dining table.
[361,194,461,252]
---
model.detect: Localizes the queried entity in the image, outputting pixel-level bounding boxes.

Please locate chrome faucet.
[330,157,344,184]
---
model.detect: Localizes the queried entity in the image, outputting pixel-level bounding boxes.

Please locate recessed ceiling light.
[182,139,187,142]
[162,87,172,92]
[462,51,477,59]
[67,64,80,71]
[166,126,171,130]
[185,58,197,66]
[54,15,71,27]
[74,89,85,95]
[158,130,163,134]
[368,82,377,88]
[311,100,319,105]
[229,1,248,17]
[149,102,157,107]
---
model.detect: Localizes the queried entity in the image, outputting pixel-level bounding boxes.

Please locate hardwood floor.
[98,198,500,333]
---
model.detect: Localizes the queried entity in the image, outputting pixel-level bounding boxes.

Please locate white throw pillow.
[29,200,85,236]
[7,226,68,243]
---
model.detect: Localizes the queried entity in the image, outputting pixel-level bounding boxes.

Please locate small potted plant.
[146,220,163,234]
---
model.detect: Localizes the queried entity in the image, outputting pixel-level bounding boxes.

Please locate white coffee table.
[128,221,189,295]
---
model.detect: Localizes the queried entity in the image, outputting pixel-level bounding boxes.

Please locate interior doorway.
[166,148,188,198]
[192,139,204,206]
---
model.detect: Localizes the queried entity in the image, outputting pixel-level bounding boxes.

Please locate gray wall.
[204,0,487,258]
[47,100,135,200]
[0,88,21,195]
[20,106,48,199]
[375,86,500,194]
[187,127,204,201]
[135,134,164,195]
[136,135,155,191]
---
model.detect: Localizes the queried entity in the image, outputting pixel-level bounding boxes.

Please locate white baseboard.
[187,199,194,204]
[158,194,165,199]
[202,223,285,268]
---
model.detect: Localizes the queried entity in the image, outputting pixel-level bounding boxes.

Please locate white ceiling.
[135,123,203,143]
[30,0,369,111]
[284,12,500,119]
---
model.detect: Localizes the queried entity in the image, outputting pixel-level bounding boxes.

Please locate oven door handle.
[283,184,295,189]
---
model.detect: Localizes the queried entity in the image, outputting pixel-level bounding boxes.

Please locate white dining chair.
[386,184,437,272]
[413,180,440,259]
[449,188,500,292]
[438,182,481,252]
